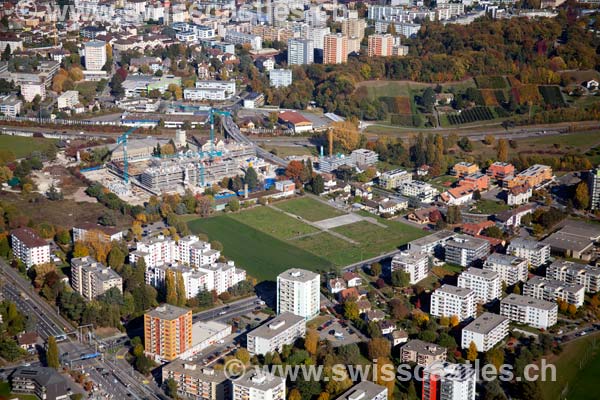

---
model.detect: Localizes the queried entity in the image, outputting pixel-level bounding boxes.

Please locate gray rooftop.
[163,361,228,383]
[525,276,584,293]
[434,284,474,298]
[548,260,600,277]
[409,230,456,248]
[277,268,319,283]
[508,238,549,251]
[146,304,190,320]
[463,312,508,335]
[401,339,447,356]
[461,267,499,280]
[247,312,304,340]
[234,370,284,391]
[336,381,387,400]
[446,234,489,250]
[485,253,526,266]
[501,293,557,310]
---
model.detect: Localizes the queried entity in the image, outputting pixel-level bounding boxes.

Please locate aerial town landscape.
[0,0,600,399]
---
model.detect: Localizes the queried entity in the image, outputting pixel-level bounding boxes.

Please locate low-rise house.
[407,207,443,225]
[356,299,372,314]
[440,186,474,205]
[17,332,39,353]
[72,223,124,243]
[400,339,447,366]
[327,278,347,294]
[10,367,69,400]
[483,253,529,286]
[338,287,360,302]
[364,309,386,323]
[500,293,557,329]
[379,320,396,335]
[495,204,535,229]
[417,164,430,176]
[461,220,495,236]
[342,272,362,287]
[524,276,585,307]
[461,312,509,352]
[390,329,409,346]
[506,184,532,206]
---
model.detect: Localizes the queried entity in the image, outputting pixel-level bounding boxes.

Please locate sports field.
[187,199,427,281]
[0,135,57,158]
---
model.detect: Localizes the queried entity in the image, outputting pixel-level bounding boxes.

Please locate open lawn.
[0,381,40,400]
[263,145,315,158]
[470,199,510,215]
[541,332,600,400]
[229,206,318,239]
[0,135,57,159]
[187,214,332,281]
[275,197,345,222]
[357,79,476,100]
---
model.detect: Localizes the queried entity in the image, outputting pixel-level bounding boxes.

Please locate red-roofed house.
[461,220,496,236]
[338,287,360,302]
[278,111,313,133]
[343,272,362,287]
[10,227,50,268]
[440,186,474,205]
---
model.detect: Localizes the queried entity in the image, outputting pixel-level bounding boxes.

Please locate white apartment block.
[233,371,285,400]
[71,256,123,300]
[391,251,429,284]
[336,381,387,400]
[130,235,179,268]
[483,253,528,286]
[57,90,80,109]
[305,26,330,50]
[400,181,439,204]
[524,276,585,307]
[507,238,550,267]
[461,312,509,352]
[500,293,558,329]
[422,362,476,400]
[0,94,22,117]
[379,168,412,189]
[246,312,306,356]
[430,285,476,321]
[269,69,293,88]
[225,31,262,50]
[277,268,320,320]
[287,38,314,65]
[547,259,600,292]
[10,227,51,268]
[84,40,107,71]
[408,230,457,257]
[445,235,490,267]
[457,268,501,304]
[184,80,236,101]
[21,81,46,103]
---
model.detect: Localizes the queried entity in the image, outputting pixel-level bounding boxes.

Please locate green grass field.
[187,204,428,281]
[470,199,510,215]
[275,197,345,222]
[0,381,40,400]
[0,135,57,158]
[541,332,600,400]
[357,79,476,100]
[187,214,332,281]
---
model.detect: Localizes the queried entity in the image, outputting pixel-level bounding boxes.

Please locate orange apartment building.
[368,34,394,57]
[505,164,553,188]
[487,162,515,181]
[323,33,348,64]
[451,162,480,178]
[144,304,193,361]
[458,172,490,191]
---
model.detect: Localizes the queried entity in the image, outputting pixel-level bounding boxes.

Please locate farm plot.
[475,76,508,89]
[539,85,566,107]
[447,107,494,125]
[380,96,412,114]
[480,89,499,106]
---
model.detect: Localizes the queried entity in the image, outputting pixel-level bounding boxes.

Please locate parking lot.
[318,320,362,347]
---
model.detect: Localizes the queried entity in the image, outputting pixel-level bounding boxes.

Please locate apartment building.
[71,256,122,300]
[247,312,306,356]
[408,230,457,257]
[232,371,285,400]
[72,223,124,243]
[506,183,532,206]
[184,80,236,101]
[144,304,193,361]
[422,362,476,400]
[336,381,387,400]
[547,259,600,292]
[508,164,553,188]
[379,168,412,189]
[390,251,429,284]
[341,17,366,41]
[507,238,550,267]
[10,227,50,268]
[287,38,314,65]
[57,90,80,109]
[588,165,600,210]
[483,253,528,286]
[368,34,394,57]
[487,162,515,181]
[457,267,501,304]
[323,33,348,64]
[451,162,480,178]
[461,312,509,352]
[162,362,230,400]
[430,284,476,321]
[84,40,107,71]
[400,181,439,204]
[225,31,262,50]
[500,293,558,329]
[130,235,178,268]
[269,69,293,88]
[21,81,46,103]
[146,264,209,299]
[400,339,447,366]
[459,172,490,191]
[277,268,320,320]
[10,367,69,400]
[0,94,21,117]
[524,276,585,307]
[444,235,490,267]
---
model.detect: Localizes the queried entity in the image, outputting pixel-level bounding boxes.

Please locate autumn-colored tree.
[304,328,319,355]
[317,392,330,400]
[285,160,305,183]
[367,337,391,360]
[235,348,250,364]
[176,270,186,307]
[466,341,478,361]
[73,242,90,258]
[497,139,509,162]
[168,83,183,100]
[485,346,504,370]
[88,236,111,264]
[330,121,360,152]
[375,357,395,398]
[52,73,68,93]
[69,66,84,81]
[484,135,496,146]
[567,303,577,316]
[166,269,177,305]
[131,221,143,240]
[574,181,590,210]
[343,301,359,321]
[288,388,302,400]
[449,315,460,327]
[46,336,60,369]
[32,263,56,288]
[412,310,429,327]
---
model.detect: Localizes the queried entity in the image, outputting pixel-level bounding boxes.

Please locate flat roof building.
[247,312,306,356]
[461,312,509,352]
[500,293,557,329]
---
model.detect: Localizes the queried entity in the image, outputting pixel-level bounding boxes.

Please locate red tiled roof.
[278,111,312,126]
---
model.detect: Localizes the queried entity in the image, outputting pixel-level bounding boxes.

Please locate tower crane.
[115,126,139,184]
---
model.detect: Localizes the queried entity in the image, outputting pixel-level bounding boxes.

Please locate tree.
[367,337,391,360]
[389,298,410,320]
[497,139,509,162]
[107,246,125,270]
[458,137,473,152]
[164,378,179,399]
[235,348,250,364]
[304,329,319,355]
[310,175,324,195]
[244,167,258,190]
[485,346,505,370]
[1,44,11,61]
[484,135,495,146]
[407,380,418,400]
[166,269,177,305]
[330,121,360,152]
[343,301,359,321]
[391,270,410,287]
[370,263,382,277]
[46,336,60,369]
[574,181,590,210]
[466,341,478,361]
[227,198,240,212]
[446,205,462,224]
[421,87,436,113]
[288,388,302,400]
[176,271,187,307]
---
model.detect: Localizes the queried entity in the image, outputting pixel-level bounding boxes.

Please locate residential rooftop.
[247,312,304,340]
[463,312,508,335]
[461,267,499,280]
[336,381,387,400]
[434,284,474,298]
[146,304,190,320]
[278,268,319,283]
[401,339,447,356]
[501,293,556,310]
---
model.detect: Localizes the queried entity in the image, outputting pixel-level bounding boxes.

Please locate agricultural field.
[187,201,427,281]
[275,197,345,222]
[380,96,412,114]
[0,135,57,159]
[539,86,567,108]
[480,89,499,106]
[447,107,495,125]
[475,76,509,89]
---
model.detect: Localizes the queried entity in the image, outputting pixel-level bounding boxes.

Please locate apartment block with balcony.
[430,284,476,321]
[461,312,509,352]
[524,276,585,307]
[547,259,600,293]
[507,238,550,267]
[500,293,557,329]
[483,253,529,286]
[444,234,490,267]
[336,381,387,400]
[390,251,429,284]
[422,362,476,400]
[457,267,501,304]
[233,371,285,400]
[247,312,306,356]
[10,227,50,268]
[71,256,122,300]
[277,268,320,320]
[400,339,447,366]
[162,362,230,400]
[144,304,193,362]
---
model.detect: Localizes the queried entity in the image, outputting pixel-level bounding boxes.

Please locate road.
[192,295,258,323]
[0,259,165,400]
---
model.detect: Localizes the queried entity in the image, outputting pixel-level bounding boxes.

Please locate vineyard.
[475,76,509,89]
[447,107,495,125]
[539,86,566,107]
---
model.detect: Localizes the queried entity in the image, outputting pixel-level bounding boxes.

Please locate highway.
[0,259,165,400]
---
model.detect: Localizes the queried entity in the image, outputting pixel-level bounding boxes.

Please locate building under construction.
[138,143,256,193]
